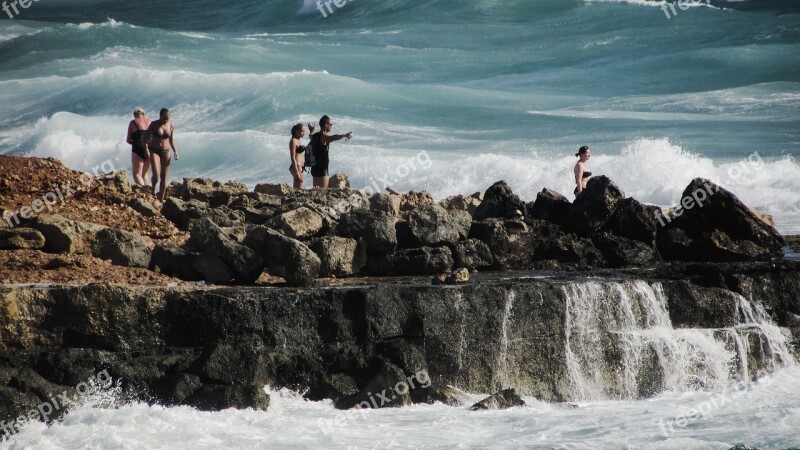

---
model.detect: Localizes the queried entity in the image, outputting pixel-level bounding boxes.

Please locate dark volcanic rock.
[337,210,398,253]
[592,232,660,268]
[162,197,244,231]
[604,197,660,245]
[0,228,45,250]
[188,219,264,284]
[560,176,625,236]
[389,247,453,275]
[453,238,494,271]
[469,218,534,270]
[473,181,526,221]
[657,178,784,262]
[91,228,152,268]
[333,361,412,410]
[528,188,572,223]
[469,388,526,411]
[310,236,367,277]
[244,226,320,286]
[184,384,270,412]
[150,245,203,281]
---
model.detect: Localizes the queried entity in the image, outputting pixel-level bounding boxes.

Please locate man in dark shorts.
[310,115,352,188]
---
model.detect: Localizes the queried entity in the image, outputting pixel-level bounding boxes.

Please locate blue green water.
[1,0,799,229]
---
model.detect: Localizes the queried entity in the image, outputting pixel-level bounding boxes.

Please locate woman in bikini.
[289,122,315,189]
[126,107,151,187]
[573,145,592,197]
[148,108,179,201]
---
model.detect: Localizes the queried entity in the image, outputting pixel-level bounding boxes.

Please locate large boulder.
[29,214,104,254]
[328,173,351,189]
[560,176,625,236]
[333,362,412,410]
[389,246,453,275]
[398,205,466,248]
[310,236,367,277]
[592,232,660,268]
[604,197,660,245]
[0,228,45,250]
[161,198,244,230]
[266,207,324,240]
[473,181,526,221]
[184,384,270,412]
[282,189,370,223]
[452,238,493,271]
[188,219,265,283]
[657,178,784,262]
[150,245,203,281]
[254,183,293,197]
[337,210,398,253]
[180,178,248,207]
[527,188,572,224]
[91,228,152,268]
[369,193,402,217]
[399,191,434,212]
[469,218,534,270]
[244,226,321,286]
[128,198,160,218]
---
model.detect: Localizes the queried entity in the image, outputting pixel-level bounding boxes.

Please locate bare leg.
[142,158,152,186]
[150,153,162,196]
[132,153,147,186]
[158,152,172,201]
[291,168,304,190]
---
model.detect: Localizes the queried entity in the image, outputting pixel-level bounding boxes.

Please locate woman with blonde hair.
[126,107,151,186]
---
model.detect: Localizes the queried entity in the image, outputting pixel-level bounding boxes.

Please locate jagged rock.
[592,232,660,268]
[0,386,41,427]
[184,384,270,412]
[29,214,104,254]
[390,246,453,275]
[188,219,264,284]
[310,236,367,277]
[337,210,398,253]
[370,193,402,216]
[266,207,324,240]
[181,178,248,207]
[254,183,293,197]
[604,197,659,245]
[528,188,572,223]
[244,226,320,286]
[196,342,270,386]
[438,194,482,216]
[532,230,605,268]
[150,245,203,281]
[192,253,235,284]
[91,228,152,268]
[230,192,282,209]
[657,178,784,262]
[469,218,534,270]
[473,181,526,221]
[282,188,370,223]
[399,190,434,212]
[128,198,160,218]
[469,388,525,411]
[399,205,465,248]
[329,173,351,189]
[411,385,466,406]
[304,373,359,401]
[0,228,45,250]
[161,197,244,230]
[452,238,493,271]
[560,176,625,236]
[99,170,132,195]
[151,373,203,406]
[363,251,393,276]
[333,362,411,410]
[447,268,470,284]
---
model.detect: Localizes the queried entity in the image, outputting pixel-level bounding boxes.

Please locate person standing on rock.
[126,107,151,187]
[573,146,592,197]
[310,115,352,188]
[148,108,179,202]
[289,122,315,189]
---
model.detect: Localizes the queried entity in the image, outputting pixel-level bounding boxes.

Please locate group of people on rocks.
[127,109,591,199]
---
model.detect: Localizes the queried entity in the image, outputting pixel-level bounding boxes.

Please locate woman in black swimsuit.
[289,122,315,189]
[573,145,592,197]
[148,108,179,201]
[126,107,151,187]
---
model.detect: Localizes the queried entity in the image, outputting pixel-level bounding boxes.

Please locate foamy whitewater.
[1,1,800,448]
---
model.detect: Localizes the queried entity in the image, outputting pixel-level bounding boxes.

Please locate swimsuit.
[152,126,172,157]
[575,171,592,195]
[131,129,149,160]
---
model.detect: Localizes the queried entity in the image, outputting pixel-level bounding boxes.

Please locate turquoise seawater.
[0,0,799,229]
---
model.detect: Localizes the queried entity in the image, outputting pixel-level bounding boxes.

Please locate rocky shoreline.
[1,155,798,435]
